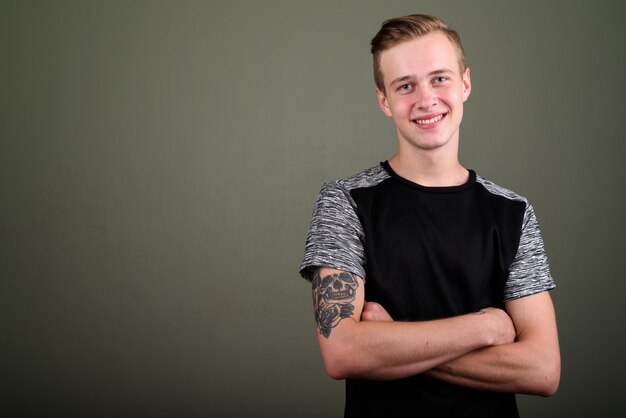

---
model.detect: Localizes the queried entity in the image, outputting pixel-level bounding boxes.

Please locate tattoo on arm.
[312,270,358,338]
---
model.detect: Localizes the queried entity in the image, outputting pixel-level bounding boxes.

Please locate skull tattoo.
[313,271,358,338]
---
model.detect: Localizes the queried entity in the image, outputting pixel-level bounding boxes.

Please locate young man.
[299,14,560,417]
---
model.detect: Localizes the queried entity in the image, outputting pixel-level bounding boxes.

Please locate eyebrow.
[389,68,454,87]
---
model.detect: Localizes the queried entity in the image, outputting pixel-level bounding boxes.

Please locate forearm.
[427,340,559,395]
[427,292,561,396]
[320,311,502,380]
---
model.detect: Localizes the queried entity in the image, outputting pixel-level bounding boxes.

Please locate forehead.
[379,32,461,85]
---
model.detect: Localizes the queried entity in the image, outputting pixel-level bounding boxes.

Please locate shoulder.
[300,166,386,282]
[475,175,539,232]
[321,164,389,193]
[315,164,389,206]
[475,174,528,205]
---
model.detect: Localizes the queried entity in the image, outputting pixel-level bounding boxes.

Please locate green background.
[2,0,625,416]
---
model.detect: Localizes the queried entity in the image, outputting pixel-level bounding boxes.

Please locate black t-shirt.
[300,161,555,417]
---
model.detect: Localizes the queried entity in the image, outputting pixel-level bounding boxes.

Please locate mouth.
[412,112,447,127]
[324,288,355,300]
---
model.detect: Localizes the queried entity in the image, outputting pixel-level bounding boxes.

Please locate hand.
[478,307,516,346]
[360,301,394,322]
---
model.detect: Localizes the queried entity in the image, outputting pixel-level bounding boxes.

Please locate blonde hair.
[371,14,467,92]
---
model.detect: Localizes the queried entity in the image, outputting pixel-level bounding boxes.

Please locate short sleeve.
[504,204,556,301]
[299,181,366,282]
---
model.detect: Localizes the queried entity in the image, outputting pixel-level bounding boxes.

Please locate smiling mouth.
[413,113,446,125]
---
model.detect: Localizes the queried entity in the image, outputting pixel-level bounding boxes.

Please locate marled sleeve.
[299,181,366,282]
[504,204,556,301]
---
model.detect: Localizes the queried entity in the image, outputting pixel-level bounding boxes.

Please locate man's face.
[376,31,471,153]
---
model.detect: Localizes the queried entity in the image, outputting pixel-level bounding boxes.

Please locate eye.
[397,83,414,93]
[339,273,355,284]
[321,276,333,288]
[433,76,448,84]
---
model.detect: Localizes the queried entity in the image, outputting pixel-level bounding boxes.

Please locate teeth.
[414,114,444,125]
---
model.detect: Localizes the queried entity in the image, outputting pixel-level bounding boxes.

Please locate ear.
[375,88,393,117]
[462,68,472,102]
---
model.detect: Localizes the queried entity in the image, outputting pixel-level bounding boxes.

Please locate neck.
[388,146,468,187]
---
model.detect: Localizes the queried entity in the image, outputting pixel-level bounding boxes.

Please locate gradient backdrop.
[2,0,625,416]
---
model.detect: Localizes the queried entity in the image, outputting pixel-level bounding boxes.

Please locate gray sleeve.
[504,204,556,301]
[299,181,366,282]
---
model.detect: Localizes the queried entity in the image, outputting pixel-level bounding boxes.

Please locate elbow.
[534,376,560,397]
[539,365,561,397]
[528,358,561,397]
[325,361,349,381]
[320,343,363,380]
[322,350,357,380]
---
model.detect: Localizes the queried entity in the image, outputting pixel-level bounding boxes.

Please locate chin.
[409,138,452,151]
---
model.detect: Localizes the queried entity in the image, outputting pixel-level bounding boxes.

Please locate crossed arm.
[312,267,560,396]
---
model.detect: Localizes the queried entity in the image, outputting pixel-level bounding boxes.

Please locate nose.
[415,85,437,110]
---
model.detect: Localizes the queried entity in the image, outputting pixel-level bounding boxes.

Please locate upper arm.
[504,204,555,301]
[505,291,558,344]
[311,267,365,379]
[312,267,365,339]
[299,181,367,282]
[300,182,367,338]
[505,291,561,393]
